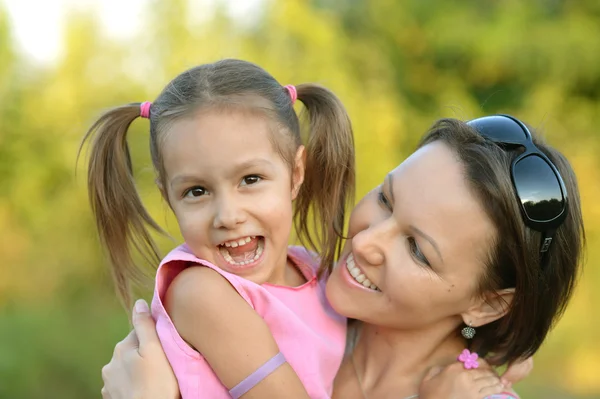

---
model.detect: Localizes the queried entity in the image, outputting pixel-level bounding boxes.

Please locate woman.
[101,115,583,398]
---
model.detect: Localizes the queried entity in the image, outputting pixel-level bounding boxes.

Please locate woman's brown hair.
[419,118,584,365]
[80,59,355,309]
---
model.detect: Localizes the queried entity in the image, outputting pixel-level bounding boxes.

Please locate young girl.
[84,59,510,398]
[83,59,354,398]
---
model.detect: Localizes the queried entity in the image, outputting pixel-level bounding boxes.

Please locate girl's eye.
[241,175,261,186]
[184,186,207,198]
[378,190,393,212]
[408,237,431,267]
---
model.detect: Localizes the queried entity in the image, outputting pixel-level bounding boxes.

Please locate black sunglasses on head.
[466,115,568,265]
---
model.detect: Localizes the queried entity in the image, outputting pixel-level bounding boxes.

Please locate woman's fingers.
[131,299,162,357]
[501,357,533,385]
[114,329,140,357]
[468,369,498,380]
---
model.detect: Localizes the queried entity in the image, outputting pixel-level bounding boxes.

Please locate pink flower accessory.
[458,349,479,370]
[140,101,152,119]
[284,85,297,105]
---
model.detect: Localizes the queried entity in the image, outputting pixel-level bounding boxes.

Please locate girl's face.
[326,141,497,331]
[161,108,304,285]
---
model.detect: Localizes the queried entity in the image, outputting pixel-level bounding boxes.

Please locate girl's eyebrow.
[170,175,204,188]
[170,158,275,188]
[232,158,274,175]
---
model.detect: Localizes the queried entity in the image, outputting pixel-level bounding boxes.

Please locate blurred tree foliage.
[0,0,598,397]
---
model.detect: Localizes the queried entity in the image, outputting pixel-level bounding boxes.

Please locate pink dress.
[151,244,347,399]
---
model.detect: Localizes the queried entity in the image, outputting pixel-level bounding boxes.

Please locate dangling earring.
[461,321,476,339]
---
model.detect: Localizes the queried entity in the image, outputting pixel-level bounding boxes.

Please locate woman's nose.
[351,219,395,267]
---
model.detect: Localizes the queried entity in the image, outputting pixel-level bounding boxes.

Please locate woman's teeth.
[346,254,380,291]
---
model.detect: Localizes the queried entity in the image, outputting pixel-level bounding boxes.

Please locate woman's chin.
[325,266,360,320]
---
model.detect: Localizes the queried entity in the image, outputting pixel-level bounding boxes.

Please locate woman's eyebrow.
[409,225,444,264]
[386,173,395,202]
[388,172,444,264]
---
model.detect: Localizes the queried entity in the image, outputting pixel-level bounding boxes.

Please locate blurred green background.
[1,0,599,397]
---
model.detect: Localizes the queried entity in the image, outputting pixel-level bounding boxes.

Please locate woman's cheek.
[347,194,378,237]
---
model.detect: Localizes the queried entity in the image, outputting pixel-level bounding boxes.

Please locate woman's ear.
[461,288,515,328]
[291,145,306,199]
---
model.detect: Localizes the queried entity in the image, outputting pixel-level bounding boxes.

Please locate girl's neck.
[284,257,307,286]
[350,319,466,397]
[266,255,307,287]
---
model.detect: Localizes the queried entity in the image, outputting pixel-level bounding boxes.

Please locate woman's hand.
[101,299,179,399]
[500,357,533,388]
[418,362,510,399]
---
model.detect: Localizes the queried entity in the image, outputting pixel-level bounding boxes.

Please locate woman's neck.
[350,319,466,397]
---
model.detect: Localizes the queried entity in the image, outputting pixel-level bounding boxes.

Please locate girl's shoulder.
[287,245,321,275]
[156,244,255,304]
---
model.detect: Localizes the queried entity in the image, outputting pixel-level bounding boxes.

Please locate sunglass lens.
[467,115,529,143]
[513,155,565,222]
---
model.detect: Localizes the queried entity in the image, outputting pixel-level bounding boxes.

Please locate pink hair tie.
[458,349,479,369]
[140,101,152,119]
[284,85,297,105]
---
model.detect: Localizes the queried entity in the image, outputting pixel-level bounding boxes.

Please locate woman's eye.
[378,190,392,212]
[241,175,262,186]
[408,237,431,267]
[184,186,207,198]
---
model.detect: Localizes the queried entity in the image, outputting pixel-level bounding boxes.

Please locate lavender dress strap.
[229,352,287,398]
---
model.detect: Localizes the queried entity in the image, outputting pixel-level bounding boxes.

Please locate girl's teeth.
[253,241,264,261]
[219,238,264,266]
[221,249,234,263]
[362,279,371,287]
[223,236,254,248]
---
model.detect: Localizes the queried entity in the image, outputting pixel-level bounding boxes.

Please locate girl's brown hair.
[418,118,584,365]
[80,59,355,309]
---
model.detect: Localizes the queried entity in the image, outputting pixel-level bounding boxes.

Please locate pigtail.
[79,104,166,310]
[294,84,355,277]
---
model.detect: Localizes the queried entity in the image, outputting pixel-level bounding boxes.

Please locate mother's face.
[326,141,498,330]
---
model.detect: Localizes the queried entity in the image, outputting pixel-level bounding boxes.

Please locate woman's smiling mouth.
[345,253,381,291]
